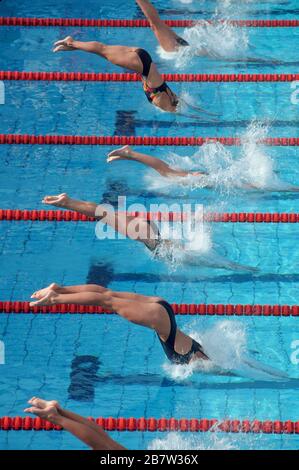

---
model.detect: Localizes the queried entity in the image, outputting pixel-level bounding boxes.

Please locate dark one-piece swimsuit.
[135,48,179,108]
[156,300,209,365]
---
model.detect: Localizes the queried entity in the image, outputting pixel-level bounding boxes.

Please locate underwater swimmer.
[135,0,282,64]
[25,397,125,450]
[42,193,258,272]
[30,284,209,365]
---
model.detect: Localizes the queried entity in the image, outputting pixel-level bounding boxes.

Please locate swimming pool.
[1,0,299,450]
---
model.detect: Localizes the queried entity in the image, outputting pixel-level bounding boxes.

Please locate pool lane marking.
[1,18,299,28]
[1,72,299,82]
[0,135,299,146]
[1,416,299,433]
[1,302,299,316]
[0,210,299,223]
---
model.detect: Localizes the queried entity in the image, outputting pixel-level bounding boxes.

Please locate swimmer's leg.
[32,282,162,303]
[42,193,160,247]
[30,287,208,360]
[135,0,182,52]
[54,37,144,73]
[25,398,125,450]
[29,287,169,333]
[107,145,191,177]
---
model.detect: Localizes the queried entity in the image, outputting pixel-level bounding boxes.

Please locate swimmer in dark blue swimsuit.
[30,283,209,365]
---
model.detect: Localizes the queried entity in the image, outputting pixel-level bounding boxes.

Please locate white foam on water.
[149,431,236,450]
[145,121,297,194]
[157,19,249,68]
[163,320,288,381]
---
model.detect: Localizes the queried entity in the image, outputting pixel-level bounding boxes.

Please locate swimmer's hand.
[24,397,60,421]
[53,36,75,53]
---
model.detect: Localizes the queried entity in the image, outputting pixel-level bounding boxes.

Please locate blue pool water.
[1,0,299,450]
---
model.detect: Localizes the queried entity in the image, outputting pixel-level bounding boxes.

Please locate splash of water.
[163,320,288,381]
[152,221,220,271]
[145,121,297,194]
[150,212,257,272]
[157,19,249,68]
[149,431,237,450]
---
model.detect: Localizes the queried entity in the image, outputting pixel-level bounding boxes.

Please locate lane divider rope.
[0,210,299,223]
[1,135,298,146]
[1,17,299,28]
[1,72,299,82]
[1,416,299,433]
[1,302,298,316]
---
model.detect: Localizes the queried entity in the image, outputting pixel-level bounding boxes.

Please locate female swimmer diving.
[53,35,178,113]
[30,283,210,365]
[42,193,258,272]
[52,34,216,119]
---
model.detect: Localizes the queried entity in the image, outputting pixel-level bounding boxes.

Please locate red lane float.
[1,416,299,433]
[1,17,299,28]
[0,302,298,316]
[0,209,299,223]
[0,135,298,146]
[1,71,299,82]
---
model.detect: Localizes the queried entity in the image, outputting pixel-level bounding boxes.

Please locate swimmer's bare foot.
[29,288,59,307]
[53,36,75,53]
[42,193,69,208]
[107,145,132,163]
[31,283,60,299]
[24,398,59,421]
[27,397,62,412]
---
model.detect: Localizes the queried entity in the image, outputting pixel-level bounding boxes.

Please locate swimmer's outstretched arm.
[107,145,206,178]
[183,250,259,273]
[25,397,125,450]
[195,49,282,64]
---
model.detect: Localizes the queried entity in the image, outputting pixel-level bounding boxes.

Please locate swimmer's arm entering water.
[107,145,207,178]
[194,48,283,65]
[243,183,299,192]
[178,97,220,117]
[182,250,259,273]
